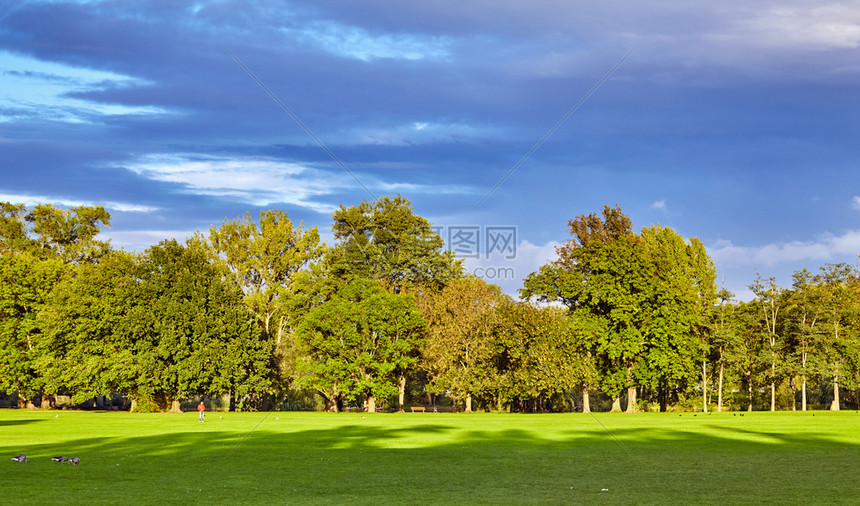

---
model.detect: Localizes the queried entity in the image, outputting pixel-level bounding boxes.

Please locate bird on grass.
[11,454,27,463]
[51,456,67,463]
[67,457,80,465]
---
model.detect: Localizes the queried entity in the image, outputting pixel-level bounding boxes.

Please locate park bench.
[410,406,457,413]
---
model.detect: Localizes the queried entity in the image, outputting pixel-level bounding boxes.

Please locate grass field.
[4,409,860,504]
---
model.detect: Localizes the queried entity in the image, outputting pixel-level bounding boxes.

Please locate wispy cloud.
[290,21,451,61]
[128,155,477,214]
[100,229,196,251]
[651,199,667,211]
[732,4,860,51]
[708,230,860,267]
[852,196,860,210]
[128,156,343,214]
[0,51,168,123]
[0,193,158,213]
[462,239,561,297]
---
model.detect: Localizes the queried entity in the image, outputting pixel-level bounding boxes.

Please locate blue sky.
[2,0,860,300]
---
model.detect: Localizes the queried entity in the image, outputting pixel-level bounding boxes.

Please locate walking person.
[197,401,205,422]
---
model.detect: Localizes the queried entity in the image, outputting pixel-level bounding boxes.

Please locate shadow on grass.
[0,418,43,427]
[4,414,860,505]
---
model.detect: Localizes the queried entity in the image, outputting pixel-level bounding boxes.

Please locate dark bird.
[51,456,67,463]
[67,457,80,465]
[11,454,27,463]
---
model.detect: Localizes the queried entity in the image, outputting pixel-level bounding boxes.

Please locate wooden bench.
[410,406,426,412]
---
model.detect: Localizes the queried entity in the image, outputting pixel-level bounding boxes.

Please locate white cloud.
[708,230,860,267]
[0,193,157,213]
[852,196,860,210]
[129,154,478,212]
[0,51,169,123]
[461,239,560,297]
[732,4,860,51]
[651,199,667,211]
[129,156,345,214]
[290,21,450,61]
[100,229,196,251]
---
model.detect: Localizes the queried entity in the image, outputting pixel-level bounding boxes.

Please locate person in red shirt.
[197,401,205,423]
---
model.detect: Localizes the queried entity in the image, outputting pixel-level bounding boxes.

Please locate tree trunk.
[398,375,406,412]
[717,361,724,412]
[748,373,753,411]
[801,376,807,411]
[831,374,840,410]
[659,380,668,412]
[582,386,591,414]
[610,395,622,412]
[626,386,636,413]
[770,380,775,412]
[324,397,338,412]
[465,393,473,413]
[790,377,796,411]
[367,396,377,413]
[130,398,138,413]
[168,400,182,413]
[702,360,708,413]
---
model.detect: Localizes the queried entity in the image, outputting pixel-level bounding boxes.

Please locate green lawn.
[3,409,860,504]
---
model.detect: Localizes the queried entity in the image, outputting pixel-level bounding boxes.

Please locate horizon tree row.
[2,199,859,412]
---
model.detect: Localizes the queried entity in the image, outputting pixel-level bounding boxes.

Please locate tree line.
[1,199,858,412]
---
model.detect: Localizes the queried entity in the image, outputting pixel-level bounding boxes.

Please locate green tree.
[710,288,741,412]
[728,301,770,411]
[296,279,426,412]
[25,203,111,263]
[749,275,789,411]
[0,201,111,407]
[638,226,716,413]
[492,302,591,412]
[522,205,644,412]
[209,210,324,402]
[0,202,30,254]
[420,277,509,412]
[328,195,462,293]
[815,263,860,410]
[786,269,824,411]
[0,253,66,406]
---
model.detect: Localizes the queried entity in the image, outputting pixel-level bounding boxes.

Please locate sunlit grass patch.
[3,410,860,504]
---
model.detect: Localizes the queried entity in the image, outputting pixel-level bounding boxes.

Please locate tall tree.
[710,288,741,412]
[209,209,324,402]
[209,210,324,345]
[296,279,426,412]
[420,277,509,412]
[638,226,716,413]
[0,202,110,407]
[0,253,66,406]
[491,302,591,412]
[786,269,823,411]
[328,195,462,293]
[816,263,860,410]
[90,239,273,411]
[36,251,139,406]
[25,203,111,263]
[749,275,788,411]
[522,205,644,412]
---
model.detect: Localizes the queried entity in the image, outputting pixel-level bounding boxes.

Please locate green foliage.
[296,279,426,411]
[38,239,271,410]
[0,252,67,398]
[328,195,463,293]
[523,206,717,409]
